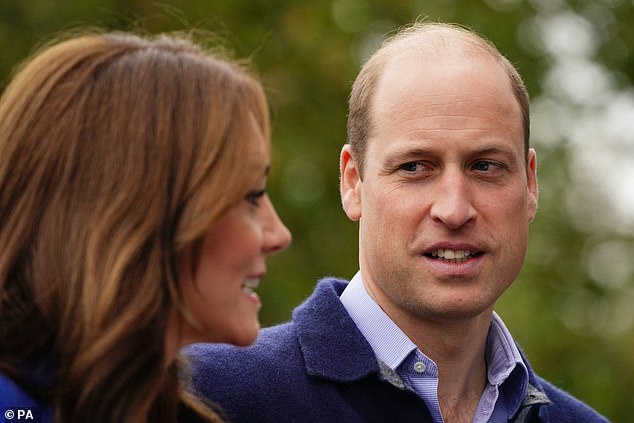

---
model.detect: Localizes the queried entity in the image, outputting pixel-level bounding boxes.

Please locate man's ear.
[340,145,362,221]
[527,148,539,223]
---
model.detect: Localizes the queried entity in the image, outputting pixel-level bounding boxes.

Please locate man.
[186,22,608,423]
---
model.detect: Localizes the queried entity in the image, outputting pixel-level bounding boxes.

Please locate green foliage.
[1,0,632,420]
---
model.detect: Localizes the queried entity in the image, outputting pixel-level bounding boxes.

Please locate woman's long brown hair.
[0,31,270,422]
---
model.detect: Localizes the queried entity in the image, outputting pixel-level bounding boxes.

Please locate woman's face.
[171,118,291,351]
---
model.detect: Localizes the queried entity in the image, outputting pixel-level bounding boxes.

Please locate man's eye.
[245,189,266,206]
[472,160,506,172]
[473,161,492,171]
[399,162,424,172]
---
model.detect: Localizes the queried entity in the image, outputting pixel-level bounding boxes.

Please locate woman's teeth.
[241,278,260,293]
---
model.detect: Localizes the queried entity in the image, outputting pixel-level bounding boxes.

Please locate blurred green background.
[1,0,632,420]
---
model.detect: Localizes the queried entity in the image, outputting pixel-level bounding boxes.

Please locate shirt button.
[413,362,426,373]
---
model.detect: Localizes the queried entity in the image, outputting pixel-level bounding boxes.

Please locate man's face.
[340,51,538,329]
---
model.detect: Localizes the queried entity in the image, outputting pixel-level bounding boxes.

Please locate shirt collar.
[487,312,529,415]
[487,313,527,384]
[340,271,416,369]
[340,271,529,416]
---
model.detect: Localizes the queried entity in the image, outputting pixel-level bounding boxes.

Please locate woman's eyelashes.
[245,189,266,206]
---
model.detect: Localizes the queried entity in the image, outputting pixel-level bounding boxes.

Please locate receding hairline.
[371,26,520,118]
[347,22,530,177]
[369,24,516,100]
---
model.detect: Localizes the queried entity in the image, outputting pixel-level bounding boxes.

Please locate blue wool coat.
[186,278,609,423]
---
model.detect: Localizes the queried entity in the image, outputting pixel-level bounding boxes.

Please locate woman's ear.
[340,145,362,221]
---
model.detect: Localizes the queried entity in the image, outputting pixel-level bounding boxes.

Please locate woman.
[0,31,291,422]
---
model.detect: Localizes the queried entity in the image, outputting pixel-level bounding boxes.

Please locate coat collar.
[293,278,379,381]
[293,277,550,417]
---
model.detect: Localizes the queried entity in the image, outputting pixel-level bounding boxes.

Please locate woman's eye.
[245,189,266,206]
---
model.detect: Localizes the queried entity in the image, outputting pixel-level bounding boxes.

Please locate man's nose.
[429,169,476,230]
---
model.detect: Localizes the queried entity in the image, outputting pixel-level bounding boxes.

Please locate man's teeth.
[429,249,475,263]
[241,278,260,292]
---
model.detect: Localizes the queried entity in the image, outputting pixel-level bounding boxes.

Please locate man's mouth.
[425,249,482,263]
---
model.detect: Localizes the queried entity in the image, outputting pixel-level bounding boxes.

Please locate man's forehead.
[365,52,524,159]
[373,55,516,117]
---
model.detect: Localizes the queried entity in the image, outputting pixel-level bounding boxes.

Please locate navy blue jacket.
[186,278,609,423]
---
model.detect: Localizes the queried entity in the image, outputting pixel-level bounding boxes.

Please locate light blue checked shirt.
[340,272,529,423]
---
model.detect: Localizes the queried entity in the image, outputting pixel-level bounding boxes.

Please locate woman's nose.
[262,196,292,254]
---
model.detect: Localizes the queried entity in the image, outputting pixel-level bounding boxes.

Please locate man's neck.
[398,311,493,423]
[350,273,496,422]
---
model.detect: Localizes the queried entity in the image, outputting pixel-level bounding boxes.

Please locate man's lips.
[422,244,484,264]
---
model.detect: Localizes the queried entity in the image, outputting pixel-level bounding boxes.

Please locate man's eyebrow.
[381,144,521,165]
[471,146,520,162]
[473,146,513,155]
[383,147,438,164]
